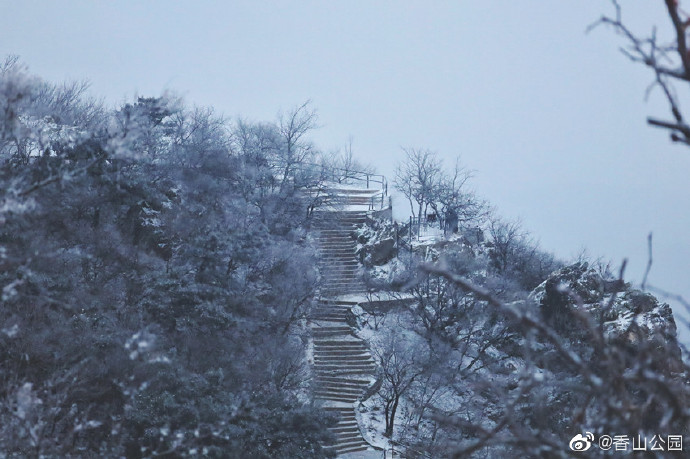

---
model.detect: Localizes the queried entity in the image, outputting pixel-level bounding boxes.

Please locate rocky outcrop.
[530,262,679,355]
[354,218,399,267]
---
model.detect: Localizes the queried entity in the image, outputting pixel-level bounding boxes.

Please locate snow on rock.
[530,262,679,351]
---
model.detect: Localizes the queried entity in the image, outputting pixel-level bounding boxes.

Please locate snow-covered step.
[316,377,371,386]
[309,194,380,455]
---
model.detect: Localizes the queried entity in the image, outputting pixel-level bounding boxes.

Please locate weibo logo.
[569,432,594,451]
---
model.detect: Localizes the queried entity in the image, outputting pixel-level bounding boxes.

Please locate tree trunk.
[385,394,400,438]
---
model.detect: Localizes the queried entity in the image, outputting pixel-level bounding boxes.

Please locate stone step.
[316,368,374,375]
[322,270,358,276]
[314,352,369,358]
[313,304,351,310]
[335,442,370,454]
[336,445,369,455]
[323,283,361,289]
[333,433,363,444]
[315,361,374,369]
[315,366,376,374]
[314,340,367,347]
[311,307,350,314]
[332,418,357,425]
[311,311,351,316]
[313,306,353,312]
[315,391,360,400]
[318,261,359,266]
[321,264,358,269]
[326,188,381,194]
[316,381,370,390]
[317,382,364,392]
[317,299,359,305]
[314,349,369,356]
[334,417,357,424]
[334,431,363,442]
[323,285,363,291]
[328,424,360,433]
[314,358,375,366]
[311,314,351,319]
[315,361,374,368]
[310,316,348,322]
[314,349,374,362]
[322,274,359,280]
[323,276,359,281]
[317,385,369,394]
[313,331,352,338]
[313,348,369,355]
[324,407,357,415]
[315,354,373,362]
[314,345,367,352]
[312,212,367,218]
[312,218,366,224]
[317,389,363,398]
[321,289,366,295]
[317,375,371,383]
[315,393,359,402]
[314,362,376,371]
[313,327,352,333]
[311,310,349,316]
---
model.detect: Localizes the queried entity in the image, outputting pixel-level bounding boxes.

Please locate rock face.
[355,218,399,266]
[530,262,679,353]
[368,238,395,265]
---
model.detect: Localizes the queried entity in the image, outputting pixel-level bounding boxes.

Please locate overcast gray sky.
[3,1,689,341]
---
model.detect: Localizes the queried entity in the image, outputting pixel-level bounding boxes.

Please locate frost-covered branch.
[592,0,690,145]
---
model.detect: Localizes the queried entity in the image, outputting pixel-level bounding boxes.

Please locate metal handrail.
[408,215,444,240]
[268,158,388,194]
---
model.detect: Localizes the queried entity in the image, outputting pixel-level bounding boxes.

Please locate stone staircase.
[312,300,376,456]
[312,210,367,296]
[309,199,379,456]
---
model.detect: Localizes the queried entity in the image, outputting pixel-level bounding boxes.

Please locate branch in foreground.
[419,262,602,388]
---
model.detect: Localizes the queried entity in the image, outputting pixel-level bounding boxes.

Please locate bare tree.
[277,100,319,189]
[374,332,426,438]
[419,260,688,457]
[394,147,443,219]
[487,215,560,290]
[592,0,690,146]
[326,136,376,182]
[395,149,487,234]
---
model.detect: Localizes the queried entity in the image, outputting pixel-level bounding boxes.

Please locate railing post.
[366,174,370,188]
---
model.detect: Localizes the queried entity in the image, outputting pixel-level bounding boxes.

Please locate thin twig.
[641,232,653,290]
[419,262,603,388]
